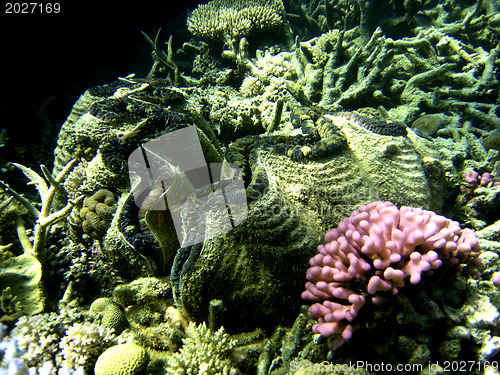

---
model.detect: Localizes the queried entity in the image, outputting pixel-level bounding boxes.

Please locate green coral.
[89,297,128,334]
[80,189,117,239]
[187,0,285,41]
[94,343,149,375]
[9,313,117,372]
[165,322,237,374]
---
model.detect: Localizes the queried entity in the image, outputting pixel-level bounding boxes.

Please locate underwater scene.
[1,0,500,374]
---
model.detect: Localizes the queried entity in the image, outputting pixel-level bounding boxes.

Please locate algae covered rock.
[94,343,148,375]
[0,253,44,315]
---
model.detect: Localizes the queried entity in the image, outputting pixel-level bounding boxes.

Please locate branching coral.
[8,312,118,373]
[302,201,482,348]
[165,322,237,374]
[187,0,285,41]
[0,159,83,257]
[0,159,83,314]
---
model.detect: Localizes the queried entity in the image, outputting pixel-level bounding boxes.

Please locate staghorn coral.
[0,159,83,257]
[302,201,482,348]
[0,159,83,315]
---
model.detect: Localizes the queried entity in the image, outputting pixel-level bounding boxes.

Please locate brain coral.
[89,297,128,334]
[94,343,148,375]
[187,0,285,40]
[302,201,482,348]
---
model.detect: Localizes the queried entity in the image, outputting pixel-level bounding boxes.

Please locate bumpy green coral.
[187,0,285,40]
[80,189,117,239]
[89,297,128,334]
[94,343,148,375]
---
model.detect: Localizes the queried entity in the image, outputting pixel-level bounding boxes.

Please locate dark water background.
[0,1,200,168]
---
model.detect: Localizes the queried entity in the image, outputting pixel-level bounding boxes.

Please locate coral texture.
[302,201,482,348]
[79,189,117,239]
[164,322,237,374]
[460,170,500,195]
[187,0,284,41]
[9,313,117,373]
[94,343,148,375]
[89,298,128,334]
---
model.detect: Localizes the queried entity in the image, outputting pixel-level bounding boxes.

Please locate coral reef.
[302,201,482,348]
[2,0,500,373]
[7,311,118,374]
[165,108,446,333]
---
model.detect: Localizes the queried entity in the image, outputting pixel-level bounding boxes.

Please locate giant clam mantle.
[53,77,446,332]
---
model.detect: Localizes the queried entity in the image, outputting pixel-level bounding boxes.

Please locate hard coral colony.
[302,201,482,348]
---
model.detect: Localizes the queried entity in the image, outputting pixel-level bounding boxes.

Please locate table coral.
[302,201,482,348]
[187,0,285,41]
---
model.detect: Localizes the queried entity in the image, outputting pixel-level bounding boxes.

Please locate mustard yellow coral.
[94,343,148,375]
[187,0,285,40]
